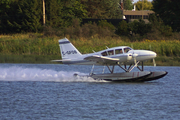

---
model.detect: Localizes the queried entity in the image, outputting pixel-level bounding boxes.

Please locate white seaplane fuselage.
[57,38,157,65]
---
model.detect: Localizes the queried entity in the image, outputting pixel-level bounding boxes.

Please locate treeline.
[0,0,122,33]
[43,16,178,41]
[0,0,179,40]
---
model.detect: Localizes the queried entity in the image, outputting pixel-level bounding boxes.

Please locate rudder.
[59,38,82,60]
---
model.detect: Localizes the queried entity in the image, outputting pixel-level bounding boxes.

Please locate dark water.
[0,64,180,119]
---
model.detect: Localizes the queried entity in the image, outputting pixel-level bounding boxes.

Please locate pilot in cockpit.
[119,49,123,54]
[124,48,131,53]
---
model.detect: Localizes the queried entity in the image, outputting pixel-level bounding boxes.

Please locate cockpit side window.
[115,49,123,54]
[108,50,114,55]
[124,47,131,53]
[101,51,108,56]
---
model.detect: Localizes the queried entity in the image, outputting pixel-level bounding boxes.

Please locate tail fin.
[59,38,82,60]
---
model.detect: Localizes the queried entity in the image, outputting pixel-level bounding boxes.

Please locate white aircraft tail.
[58,38,82,60]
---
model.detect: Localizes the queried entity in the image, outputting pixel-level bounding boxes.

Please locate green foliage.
[60,0,88,27]
[159,25,173,37]
[0,38,60,55]
[0,0,43,33]
[98,20,115,31]
[46,0,63,27]
[0,0,19,33]
[149,14,173,36]
[137,19,152,36]
[0,54,60,63]
[0,0,17,9]
[152,0,180,32]
[1,35,180,64]
[128,20,138,35]
[128,19,152,37]
[81,0,122,19]
[0,0,88,33]
[0,0,179,38]
[21,0,42,32]
[63,19,116,39]
[124,0,133,10]
[135,0,153,10]
[117,20,129,36]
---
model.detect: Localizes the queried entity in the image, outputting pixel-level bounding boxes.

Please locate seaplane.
[52,38,168,82]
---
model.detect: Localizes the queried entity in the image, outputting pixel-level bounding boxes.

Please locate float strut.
[137,61,144,71]
[117,62,129,72]
[107,65,115,73]
[90,64,94,75]
[129,61,140,72]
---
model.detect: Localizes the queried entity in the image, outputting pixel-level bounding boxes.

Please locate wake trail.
[0,66,104,82]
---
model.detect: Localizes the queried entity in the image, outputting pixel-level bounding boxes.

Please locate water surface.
[0,64,180,119]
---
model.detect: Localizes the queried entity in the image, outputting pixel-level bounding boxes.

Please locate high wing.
[84,55,119,65]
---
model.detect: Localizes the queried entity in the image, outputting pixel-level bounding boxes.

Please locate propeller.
[132,52,138,66]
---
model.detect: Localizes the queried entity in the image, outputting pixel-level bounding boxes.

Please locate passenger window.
[101,51,108,56]
[124,48,131,53]
[108,50,114,55]
[115,49,123,54]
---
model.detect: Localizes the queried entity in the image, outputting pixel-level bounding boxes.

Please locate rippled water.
[0,64,180,119]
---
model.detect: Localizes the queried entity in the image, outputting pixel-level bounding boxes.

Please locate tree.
[117,20,129,36]
[19,0,42,32]
[98,20,115,31]
[0,0,42,33]
[129,19,152,36]
[136,19,152,36]
[46,0,64,27]
[135,0,153,10]
[153,0,180,32]
[81,0,122,19]
[123,0,133,10]
[0,0,88,33]
[61,0,88,27]
[149,14,173,36]
[0,0,20,33]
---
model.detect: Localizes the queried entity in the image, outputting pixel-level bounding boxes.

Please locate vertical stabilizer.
[59,38,82,60]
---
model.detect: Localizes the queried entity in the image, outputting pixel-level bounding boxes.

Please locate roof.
[123,10,154,16]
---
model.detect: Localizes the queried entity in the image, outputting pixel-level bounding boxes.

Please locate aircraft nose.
[149,51,157,58]
[141,50,157,59]
[129,50,157,61]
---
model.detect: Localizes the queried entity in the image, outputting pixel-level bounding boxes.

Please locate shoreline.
[1,34,180,66]
[0,54,180,66]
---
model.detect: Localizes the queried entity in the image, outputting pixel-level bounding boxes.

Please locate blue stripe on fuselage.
[59,41,70,44]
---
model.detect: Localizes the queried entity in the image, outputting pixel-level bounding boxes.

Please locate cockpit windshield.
[108,50,114,55]
[101,51,108,56]
[124,47,132,53]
